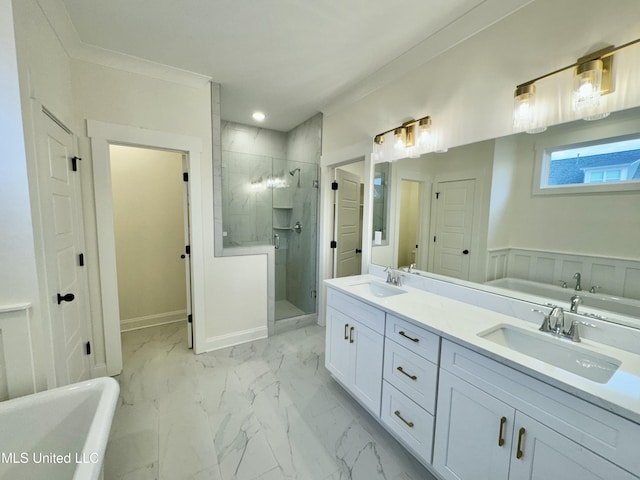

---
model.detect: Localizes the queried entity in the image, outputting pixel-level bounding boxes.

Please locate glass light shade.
[372,136,384,162]
[573,60,606,119]
[417,118,433,152]
[394,127,407,151]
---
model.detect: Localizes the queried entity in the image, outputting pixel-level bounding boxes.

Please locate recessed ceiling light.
[252,111,266,122]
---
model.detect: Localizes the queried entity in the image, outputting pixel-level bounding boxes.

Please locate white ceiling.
[58,0,529,131]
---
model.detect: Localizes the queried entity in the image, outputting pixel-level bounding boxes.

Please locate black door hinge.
[435,192,440,199]
[188,314,192,323]
[85,341,91,355]
[332,181,338,191]
[433,236,437,242]
[330,240,337,249]
[183,172,189,182]
[185,245,191,255]
[78,253,85,266]
[71,156,82,172]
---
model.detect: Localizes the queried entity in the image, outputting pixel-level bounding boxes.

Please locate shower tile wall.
[285,114,322,314]
[220,115,322,317]
[220,122,287,248]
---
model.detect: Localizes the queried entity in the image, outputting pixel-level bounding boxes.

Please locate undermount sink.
[478,324,620,384]
[350,281,407,298]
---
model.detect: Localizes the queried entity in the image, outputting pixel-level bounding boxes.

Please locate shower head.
[289,168,301,176]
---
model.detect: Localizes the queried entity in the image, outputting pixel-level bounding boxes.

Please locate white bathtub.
[0,377,119,480]
[486,277,640,319]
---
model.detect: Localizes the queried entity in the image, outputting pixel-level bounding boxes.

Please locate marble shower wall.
[220,114,322,315]
[285,114,322,314]
[221,122,287,248]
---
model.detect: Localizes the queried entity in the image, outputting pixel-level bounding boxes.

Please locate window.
[536,134,640,195]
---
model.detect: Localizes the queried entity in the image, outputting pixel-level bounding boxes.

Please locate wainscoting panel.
[0,304,37,399]
[486,248,640,300]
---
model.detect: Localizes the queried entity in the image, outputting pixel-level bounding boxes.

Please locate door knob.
[57,293,75,304]
[180,254,186,259]
[462,249,469,255]
[355,248,362,254]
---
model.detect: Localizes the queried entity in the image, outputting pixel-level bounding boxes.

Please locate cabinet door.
[325,307,351,385]
[433,370,512,480]
[350,320,384,415]
[509,412,637,480]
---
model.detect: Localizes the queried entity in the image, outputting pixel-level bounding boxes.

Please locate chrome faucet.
[384,267,403,286]
[408,263,417,273]
[573,272,582,291]
[570,294,582,313]
[534,305,581,342]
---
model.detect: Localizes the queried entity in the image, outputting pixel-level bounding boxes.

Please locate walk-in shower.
[220,118,321,327]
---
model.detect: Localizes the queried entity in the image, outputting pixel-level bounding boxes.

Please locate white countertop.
[325,274,640,425]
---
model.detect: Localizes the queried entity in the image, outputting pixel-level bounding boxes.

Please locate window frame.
[533,131,640,196]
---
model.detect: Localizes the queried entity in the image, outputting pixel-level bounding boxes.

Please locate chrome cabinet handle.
[516,427,526,459]
[344,323,349,340]
[273,233,280,249]
[498,416,507,447]
[394,410,414,428]
[396,366,417,381]
[349,326,354,344]
[398,331,419,343]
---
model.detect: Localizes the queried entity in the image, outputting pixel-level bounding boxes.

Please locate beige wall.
[110,146,186,328]
[398,181,419,267]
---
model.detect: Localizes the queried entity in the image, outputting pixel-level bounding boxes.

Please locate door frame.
[87,120,204,375]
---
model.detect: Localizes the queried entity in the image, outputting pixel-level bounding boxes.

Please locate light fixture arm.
[515,38,640,89]
[374,115,431,143]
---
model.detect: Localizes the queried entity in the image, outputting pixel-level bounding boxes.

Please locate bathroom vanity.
[324,274,640,480]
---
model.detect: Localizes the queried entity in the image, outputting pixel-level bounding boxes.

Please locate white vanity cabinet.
[434,340,639,480]
[325,288,385,415]
[380,314,440,465]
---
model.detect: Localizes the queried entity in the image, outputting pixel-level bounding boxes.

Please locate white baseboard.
[120,309,187,332]
[201,326,268,353]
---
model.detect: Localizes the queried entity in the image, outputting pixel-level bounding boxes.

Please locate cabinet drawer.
[327,288,385,334]
[385,314,440,363]
[381,381,434,466]
[384,340,438,414]
[441,339,640,475]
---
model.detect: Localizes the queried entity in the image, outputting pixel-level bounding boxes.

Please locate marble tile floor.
[104,322,435,480]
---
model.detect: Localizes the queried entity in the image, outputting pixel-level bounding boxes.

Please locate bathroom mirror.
[372,162,390,245]
[370,106,640,328]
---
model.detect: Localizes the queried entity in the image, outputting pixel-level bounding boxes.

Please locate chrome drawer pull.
[394,410,414,428]
[396,366,417,381]
[398,331,419,343]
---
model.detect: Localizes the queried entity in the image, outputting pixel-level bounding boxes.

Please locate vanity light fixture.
[513,37,640,129]
[373,115,434,161]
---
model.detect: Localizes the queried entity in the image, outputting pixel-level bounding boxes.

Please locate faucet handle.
[589,285,601,294]
[566,321,581,342]
[532,308,552,332]
[557,280,567,288]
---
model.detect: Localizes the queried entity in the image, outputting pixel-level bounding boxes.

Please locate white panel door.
[433,370,512,480]
[39,111,91,385]
[431,179,475,280]
[335,169,361,277]
[509,412,637,480]
[182,154,193,348]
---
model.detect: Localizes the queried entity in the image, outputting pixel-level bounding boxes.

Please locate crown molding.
[36,0,211,88]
